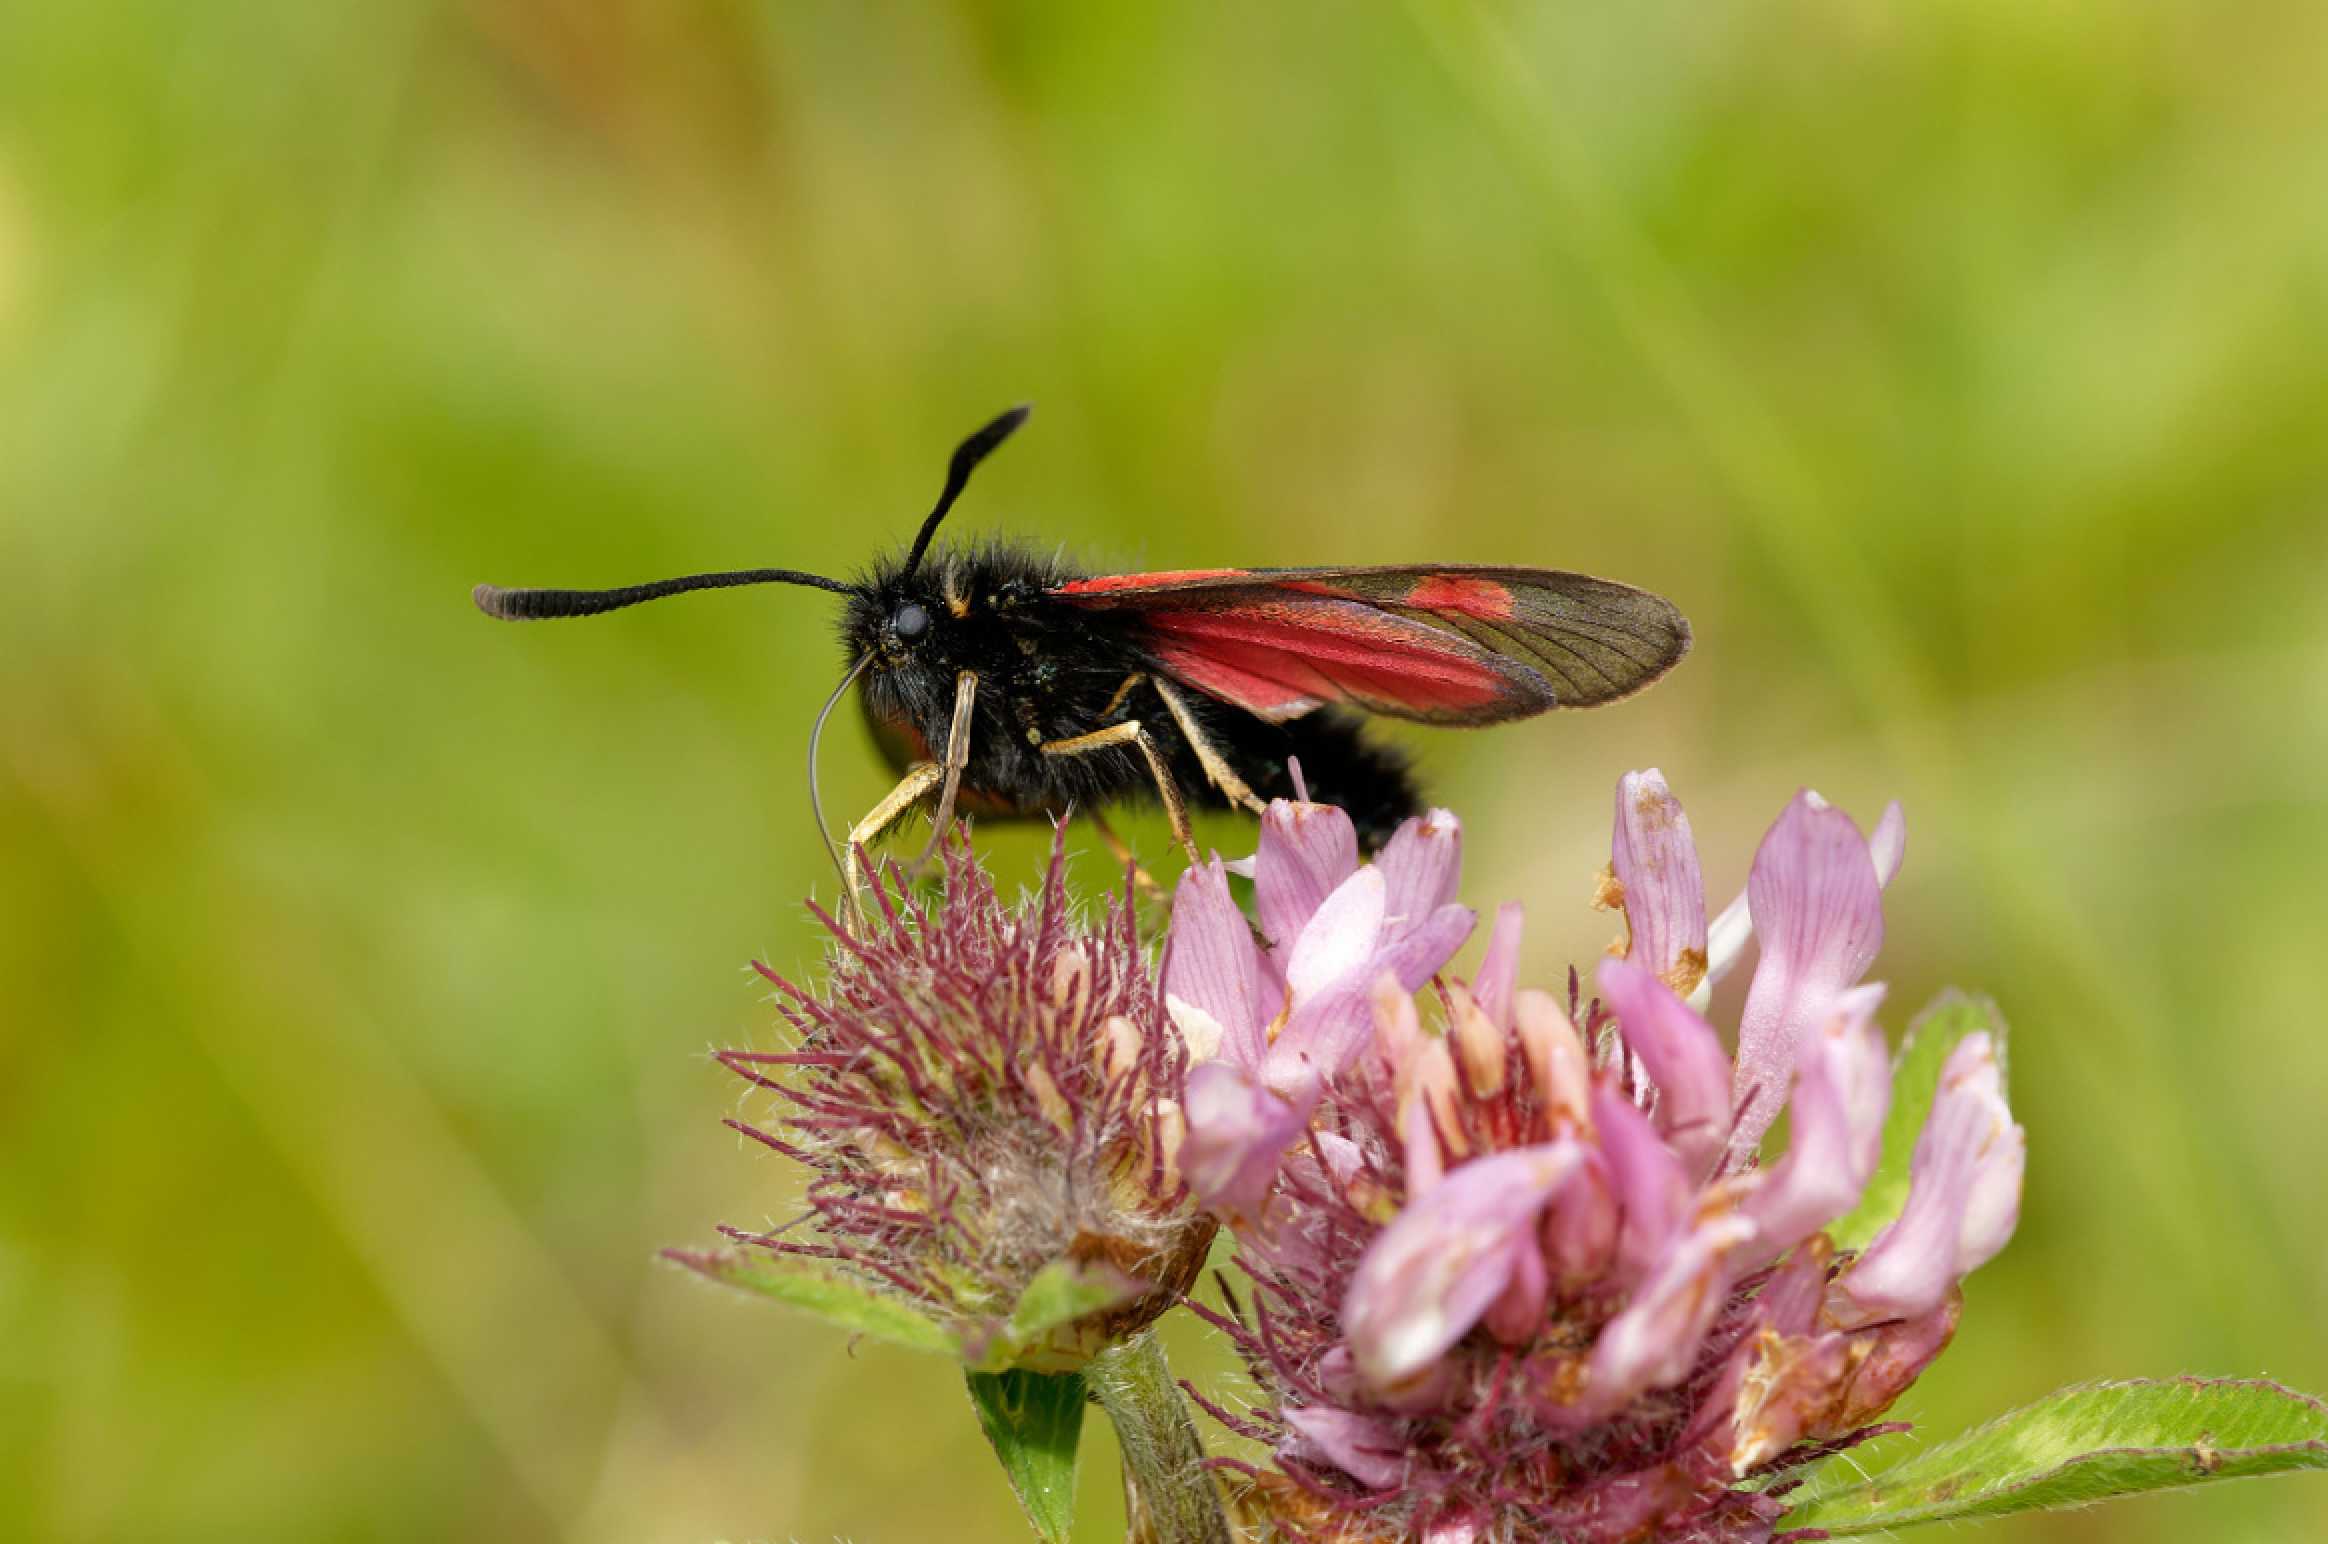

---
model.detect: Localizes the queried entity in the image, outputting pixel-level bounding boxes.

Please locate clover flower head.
[1186,772,2026,1543]
[670,830,1213,1371]
[664,769,2328,1542]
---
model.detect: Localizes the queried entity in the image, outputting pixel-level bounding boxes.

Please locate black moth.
[475,407,1690,890]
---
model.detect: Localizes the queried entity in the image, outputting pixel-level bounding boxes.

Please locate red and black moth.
[474,406,1689,891]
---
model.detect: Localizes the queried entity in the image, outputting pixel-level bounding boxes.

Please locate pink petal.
[1279,1405,1409,1491]
[1737,984,1891,1268]
[1275,900,1476,1090]
[1471,902,1525,1031]
[1400,1034,1464,1166]
[1401,1079,1449,1198]
[1829,984,1895,1179]
[1360,973,1424,1116]
[1283,866,1387,1005]
[1255,799,1359,952]
[1827,1294,1962,1430]
[1755,1232,1835,1340]
[1610,769,1709,994]
[1181,1060,1310,1215]
[1514,989,1591,1127]
[1837,1032,2023,1321]
[1482,1224,1550,1344]
[1728,792,1886,1165]
[1448,986,1508,1097]
[1163,858,1269,1069]
[1595,957,1735,1178]
[1264,871,1404,1086]
[1591,1083,1691,1284]
[1543,1155,1619,1286]
[1586,1214,1754,1410]
[1376,903,1478,992]
[1344,1143,1582,1390]
[1704,798,1908,996]
[1958,1125,2026,1271]
[1268,979,1377,1093]
[1375,807,1463,925]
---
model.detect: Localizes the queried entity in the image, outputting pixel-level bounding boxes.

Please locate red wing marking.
[1143,603,1527,723]
[1403,574,1515,621]
[1051,564,1689,724]
[1053,569,1249,595]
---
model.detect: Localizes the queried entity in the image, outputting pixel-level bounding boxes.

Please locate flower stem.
[1086,1329,1231,1544]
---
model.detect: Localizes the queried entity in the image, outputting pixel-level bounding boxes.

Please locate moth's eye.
[893,602,931,640]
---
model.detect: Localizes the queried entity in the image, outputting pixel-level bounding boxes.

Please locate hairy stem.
[1086,1330,1232,1544]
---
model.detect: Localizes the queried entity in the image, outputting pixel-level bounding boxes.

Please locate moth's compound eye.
[893,602,931,640]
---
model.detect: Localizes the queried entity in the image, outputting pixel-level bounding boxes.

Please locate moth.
[475,406,1690,892]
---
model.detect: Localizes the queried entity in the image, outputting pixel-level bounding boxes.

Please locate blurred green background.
[4,1,2325,1539]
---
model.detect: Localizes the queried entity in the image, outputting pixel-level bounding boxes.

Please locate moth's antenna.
[809,652,876,906]
[473,567,853,621]
[900,404,1031,579]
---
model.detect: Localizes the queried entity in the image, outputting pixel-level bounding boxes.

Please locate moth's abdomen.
[1214,708,1422,852]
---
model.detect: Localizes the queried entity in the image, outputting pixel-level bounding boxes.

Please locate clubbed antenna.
[472,567,854,621]
[900,404,1032,578]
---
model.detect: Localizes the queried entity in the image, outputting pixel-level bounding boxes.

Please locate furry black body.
[846,541,1420,848]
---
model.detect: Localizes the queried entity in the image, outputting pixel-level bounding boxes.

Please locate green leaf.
[1777,1377,2328,1535]
[949,1266,1150,1369]
[954,1257,1151,1373]
[1007,1258,1146,1345]
[1827,991,2004,1251]
[662,1248,955,1356]
[966,1367,1088,1543]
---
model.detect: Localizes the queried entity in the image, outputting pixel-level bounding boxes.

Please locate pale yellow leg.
[1151,675,1266,814]
[908,670,980,874]
[1096,671,1145,720]
[1041,719,1198,864]
[846,761,945,905]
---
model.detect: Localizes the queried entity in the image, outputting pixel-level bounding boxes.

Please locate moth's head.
[843,558,958,692]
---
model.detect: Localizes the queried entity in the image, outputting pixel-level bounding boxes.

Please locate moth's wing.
[1062,582,1553,724]
[1050,565,1688,725]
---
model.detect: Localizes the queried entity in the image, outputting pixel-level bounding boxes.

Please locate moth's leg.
[1150,675,1266,815]
[1096,671,1145,722]
[846,761,946,905]
[1040,720,1197,865]
[907,670,980,874]
[1086,808,1165,900]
